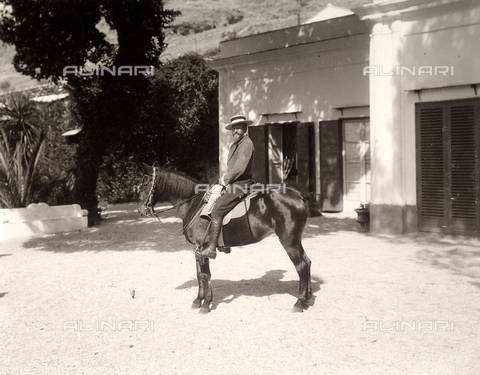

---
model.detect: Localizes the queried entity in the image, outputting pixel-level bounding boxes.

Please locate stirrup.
[218,246,231,254]
[192,245,217,259]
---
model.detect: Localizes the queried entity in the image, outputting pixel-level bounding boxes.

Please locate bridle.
[143,166,157,217]
[139,167,205,234]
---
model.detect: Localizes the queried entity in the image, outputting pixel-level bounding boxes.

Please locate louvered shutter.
[416,99,480,235]
[448,102,478,235]
[296,123,312,191]
[249,125,268,184]
[320,120,343,212]
[416,104,447,232]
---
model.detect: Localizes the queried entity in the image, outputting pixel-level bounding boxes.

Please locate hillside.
[0,0,372,93]
[162,0,372,60]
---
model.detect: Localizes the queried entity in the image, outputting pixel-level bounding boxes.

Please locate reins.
[151,193,203,216]
[141,168,204,235]
[149,194,204,235]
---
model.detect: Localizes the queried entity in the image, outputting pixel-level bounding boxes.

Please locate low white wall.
[0,203,88,241]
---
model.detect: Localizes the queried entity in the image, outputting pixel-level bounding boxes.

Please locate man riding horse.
[195,114,255,259]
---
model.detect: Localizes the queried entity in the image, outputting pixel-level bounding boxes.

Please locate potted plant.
[354,203,370,231]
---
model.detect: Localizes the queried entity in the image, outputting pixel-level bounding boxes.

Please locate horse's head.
[137,164,202,218]
[137,163,158,217]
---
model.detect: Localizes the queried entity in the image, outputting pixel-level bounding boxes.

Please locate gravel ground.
[1,203,479,374]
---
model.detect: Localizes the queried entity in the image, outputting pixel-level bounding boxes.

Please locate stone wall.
[0,203,88,241]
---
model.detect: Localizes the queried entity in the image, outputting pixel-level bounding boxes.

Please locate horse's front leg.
[199,257,213,313]
[191,255,213,313]
[191,256,204,309]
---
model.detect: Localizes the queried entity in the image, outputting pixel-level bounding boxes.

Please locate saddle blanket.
[199,193,257,226]
[199,193,257,247]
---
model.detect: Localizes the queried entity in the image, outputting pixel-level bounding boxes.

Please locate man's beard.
[232,133,243,143]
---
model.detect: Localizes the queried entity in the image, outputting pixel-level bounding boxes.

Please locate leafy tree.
[0,93,45,208]
[95,53,219,203]
[0,0,179,224]
[135,53,219,179]
[160,53,219,179]
[31,97,77,206]
[96,156,141,204]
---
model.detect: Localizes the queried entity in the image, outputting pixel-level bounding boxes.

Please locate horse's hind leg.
[279,239,312,312]
[192,256,213,313]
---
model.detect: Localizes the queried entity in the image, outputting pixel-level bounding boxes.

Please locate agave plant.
[0,93,45,208]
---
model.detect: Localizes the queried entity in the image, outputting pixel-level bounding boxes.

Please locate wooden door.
[250,123,314,192]
[249,125,267,184]
[296,122,313,191]
[343,119,371,211]
[416,99,480,235]
[320,120,343,212]
[268,125,283,184]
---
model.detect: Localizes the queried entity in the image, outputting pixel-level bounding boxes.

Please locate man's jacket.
[222,134,254,186]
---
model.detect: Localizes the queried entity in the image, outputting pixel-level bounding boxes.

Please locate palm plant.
[0,93,45,208]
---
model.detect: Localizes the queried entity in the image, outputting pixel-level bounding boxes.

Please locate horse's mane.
[155,167,201,201]
[154,167,207,230]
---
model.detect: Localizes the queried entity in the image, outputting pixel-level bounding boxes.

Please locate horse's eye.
[141,175,150,186]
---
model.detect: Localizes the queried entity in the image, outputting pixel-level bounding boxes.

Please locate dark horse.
[138,165,314,313]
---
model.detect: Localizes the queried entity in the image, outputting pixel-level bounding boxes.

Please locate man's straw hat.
[225,115,253,130]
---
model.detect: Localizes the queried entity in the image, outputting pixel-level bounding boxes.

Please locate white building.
[210,0,480,235]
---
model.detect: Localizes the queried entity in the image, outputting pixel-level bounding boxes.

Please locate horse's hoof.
[293,300,307,312]
[191,302,201,309]
[199,306,211,314]
[292,306,304,313]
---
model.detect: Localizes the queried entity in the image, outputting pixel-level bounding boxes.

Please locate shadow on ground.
[20,203,189,254]
[15,203,480,292]
[302,214,359,238]
[19,204,359,254]
[365,231,480,290]
[305,214,480,290]
[414,242,480,289]
[176,269,324,310]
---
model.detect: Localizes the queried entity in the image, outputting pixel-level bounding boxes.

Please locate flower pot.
[354,207,370,229]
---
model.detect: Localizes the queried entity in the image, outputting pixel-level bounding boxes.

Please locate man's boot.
[195,218,222,259]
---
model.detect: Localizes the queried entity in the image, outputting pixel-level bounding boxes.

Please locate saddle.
[199,192,258,248]
[200,192,258,226]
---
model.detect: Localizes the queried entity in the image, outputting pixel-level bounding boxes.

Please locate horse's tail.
[285,184,322,217]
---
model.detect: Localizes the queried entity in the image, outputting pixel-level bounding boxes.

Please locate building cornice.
[208,33,369,71]
[354,0,474,20]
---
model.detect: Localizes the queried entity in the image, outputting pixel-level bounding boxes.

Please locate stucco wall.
[1,203,88,241]
[211,16,371,180]
[365,0,480,233]
[402,0,480,91]
[211,0,480,234]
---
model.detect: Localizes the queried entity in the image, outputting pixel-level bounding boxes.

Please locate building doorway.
[319,118,371,212]
[342,119,371,211]
[416,98,480,235]
[249,122,315,192]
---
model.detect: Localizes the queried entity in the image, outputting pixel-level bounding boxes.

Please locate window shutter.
[296,123,312,191]
[448,102,478,234]
[417,105,446,226]
[416,99,480,235]
[320,120,343,212]
[249,125,268,184]
[449,104,476,220]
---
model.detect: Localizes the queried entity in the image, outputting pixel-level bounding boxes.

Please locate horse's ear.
[141,163,153,174]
